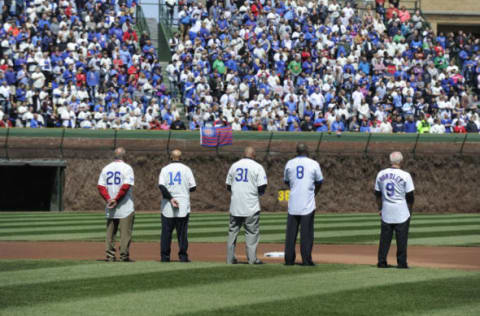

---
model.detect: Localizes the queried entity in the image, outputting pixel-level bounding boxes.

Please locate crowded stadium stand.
[0,0,479,134]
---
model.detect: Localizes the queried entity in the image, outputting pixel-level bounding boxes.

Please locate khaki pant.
[227,212,260,264]
[105,212,135,260]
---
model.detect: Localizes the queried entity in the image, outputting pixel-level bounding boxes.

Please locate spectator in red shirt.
[123,28,138,43]
[387,63,397,75]
[150,119,162,130]
[76,69,86,87]
[251,1,262,17]
[399,7,411,23]
[453,121,467,133]
[386,4,400,20]
[0,115,12,128]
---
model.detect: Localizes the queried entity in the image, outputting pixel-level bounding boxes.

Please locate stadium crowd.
[0,0,181,130]
[168,0,480,133]
[0,0,479,134]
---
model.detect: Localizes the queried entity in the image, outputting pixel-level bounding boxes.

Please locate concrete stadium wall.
[420,0,480,34]
[420,0,480,13]
[65,153,480,213]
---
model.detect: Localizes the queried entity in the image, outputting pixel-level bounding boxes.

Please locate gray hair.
[390,151,403,165]
[114,147,126,160]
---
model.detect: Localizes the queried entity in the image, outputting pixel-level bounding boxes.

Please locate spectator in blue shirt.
[331,115,345,132]
[314,113,328,132]
[86,69,100,99]
[359,119,371,133]
[404,116,418,133]
[392,116,405,133]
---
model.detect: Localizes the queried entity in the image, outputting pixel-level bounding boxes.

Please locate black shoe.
[120,258,135,262]
[397,264,409,269]
[161,257,171,262]
[252,259,264,265]
[228,258,238,264]
[180,258,191,263]
[301,261,316,266]
[377,263,393,268]
[284,262,295,266]
[105,257,116,262]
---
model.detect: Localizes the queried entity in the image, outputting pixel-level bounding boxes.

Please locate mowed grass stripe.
[1,218,478,234]
[125,228,479,244]
[0,212,477,220]
[1,260,479,316]
[1,214,478,229]
[0,264,341,309]
[406,235,480,247]
[0,260,95,272]
[1,220,478,238]
[177,275,480,316]
[1,213,477,220]
[0,215,478,230]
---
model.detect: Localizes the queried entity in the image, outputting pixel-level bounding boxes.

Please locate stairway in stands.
[144,17,187,122]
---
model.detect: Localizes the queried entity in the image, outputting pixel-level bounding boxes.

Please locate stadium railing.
[135,4,151,41]
[0,128,479,160]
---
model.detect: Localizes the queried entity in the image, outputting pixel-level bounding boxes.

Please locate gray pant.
[227,212,260,264]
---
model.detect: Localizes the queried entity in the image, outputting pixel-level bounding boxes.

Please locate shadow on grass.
[0,264,348,309]
[0,260,94,272]
[177,274,480,316]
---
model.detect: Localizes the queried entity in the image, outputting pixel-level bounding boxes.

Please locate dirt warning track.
[0,241,478,270]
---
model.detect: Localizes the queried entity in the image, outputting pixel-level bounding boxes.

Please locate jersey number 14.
[168,171,182,185]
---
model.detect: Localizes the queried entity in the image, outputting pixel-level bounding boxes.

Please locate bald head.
[296,143,309,156]
[244,146,256,159]
[114,147,126,160]
[171,149,182,161]
[390,151,403,167]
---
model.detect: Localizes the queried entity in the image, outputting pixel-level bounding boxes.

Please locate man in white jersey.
[375,151,415,269]
[284,143,323,266]
[97,147,135,262]
[158,149,196,262]
[226,146,267,264]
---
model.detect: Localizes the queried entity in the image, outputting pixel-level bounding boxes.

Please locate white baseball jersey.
[375,167,415,224]
[159,162,196,218]
[284,156,323,215]
[226,158,268,217]
[98,160,135,219]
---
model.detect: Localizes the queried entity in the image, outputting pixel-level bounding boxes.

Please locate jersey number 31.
[235,168,248,182]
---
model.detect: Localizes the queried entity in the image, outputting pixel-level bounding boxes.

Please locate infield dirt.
[1,241,479,270]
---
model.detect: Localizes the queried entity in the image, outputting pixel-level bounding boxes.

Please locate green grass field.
[0,212,479,315]
[0,212,478,246]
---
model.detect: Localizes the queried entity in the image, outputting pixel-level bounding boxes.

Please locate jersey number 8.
[296,166,304,179]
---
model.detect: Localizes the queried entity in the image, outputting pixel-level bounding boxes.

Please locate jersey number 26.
[106,171,121,185]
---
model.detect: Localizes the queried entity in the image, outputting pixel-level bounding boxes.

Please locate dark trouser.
[378,218,410,267]
[106,212,135,260]
[161,214,189,261]
[284,211,315,265]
